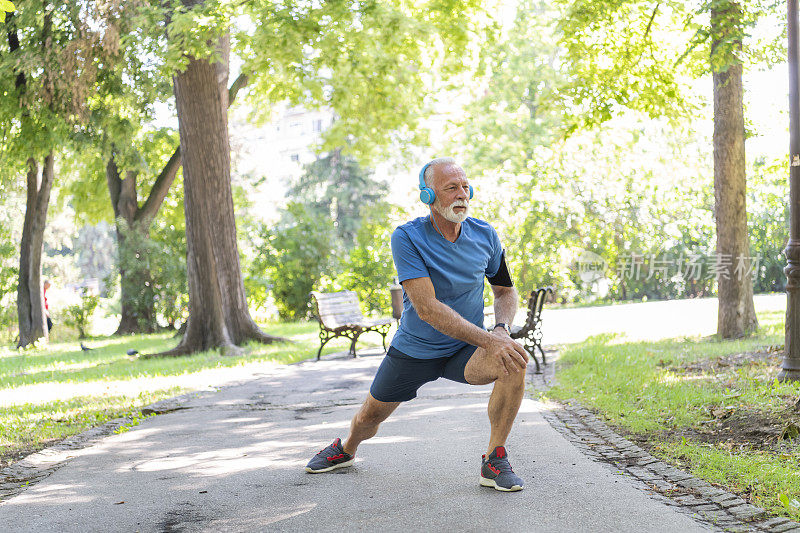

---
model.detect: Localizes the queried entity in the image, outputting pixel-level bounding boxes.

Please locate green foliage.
[780,493,800,520]
[322,202,403,315]
[0,1,14,23]
[236,0,492,164]
[251,153,403,319]
[451,0,790,304]
[116,223,156,330]
[249,203,336,320]
[748,157,789,293]
[453,0,568,163]
[0,1,150,174]
[456,5,720,303]
[0,220,17,340]
[61,289,100,339]
[451,1,576,298]
[68,128,183,227]
[116,217,187,330]
[552,0,784,131]
[289,151,388,248]
[163,0,231,72]
[149,220,188,329]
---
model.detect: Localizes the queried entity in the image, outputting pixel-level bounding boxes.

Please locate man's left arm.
[491,284,518,328]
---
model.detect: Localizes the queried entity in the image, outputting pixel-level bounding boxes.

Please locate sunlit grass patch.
[546,309,800,517]
[656,441,800,519]
[0,388,183,468]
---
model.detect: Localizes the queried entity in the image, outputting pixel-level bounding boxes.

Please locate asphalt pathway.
[0,354,713,532]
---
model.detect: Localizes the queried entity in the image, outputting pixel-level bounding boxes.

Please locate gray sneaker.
[480,446,524,491]
[305,438,355,473]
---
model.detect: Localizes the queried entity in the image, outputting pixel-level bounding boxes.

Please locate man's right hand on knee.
[485,336,528,375]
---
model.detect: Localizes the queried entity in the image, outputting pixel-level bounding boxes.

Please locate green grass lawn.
[0,320,390,467]
[545,309,800,519]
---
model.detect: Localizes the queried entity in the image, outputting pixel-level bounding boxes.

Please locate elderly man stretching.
[305,157,529,491]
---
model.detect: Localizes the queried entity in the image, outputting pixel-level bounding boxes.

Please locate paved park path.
[1,355,717,533]
[0,294,790,532]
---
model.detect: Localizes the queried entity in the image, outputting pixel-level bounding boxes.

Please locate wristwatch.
[493,323,511,335]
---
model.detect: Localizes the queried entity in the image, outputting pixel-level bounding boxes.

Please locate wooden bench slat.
[312,291,358,301]
[319,307,361,314]
[319,310,362,318]
[317,298,360,307]
[318,302,362,312]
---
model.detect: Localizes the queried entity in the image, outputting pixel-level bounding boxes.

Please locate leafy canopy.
[552,0,785,130]
[161,0,493,165]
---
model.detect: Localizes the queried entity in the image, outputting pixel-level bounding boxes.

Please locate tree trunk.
[711,1,758,338]
[106,158,158,334]
[115,226,156,335]
[17,153,55,348]
[159,30,286,356]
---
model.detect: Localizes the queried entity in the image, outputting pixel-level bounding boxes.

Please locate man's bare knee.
[464,348,501,385]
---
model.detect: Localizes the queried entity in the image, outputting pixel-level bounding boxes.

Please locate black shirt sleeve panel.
[486,251,513,287]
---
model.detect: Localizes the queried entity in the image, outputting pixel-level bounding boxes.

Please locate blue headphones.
[418,161,474,205]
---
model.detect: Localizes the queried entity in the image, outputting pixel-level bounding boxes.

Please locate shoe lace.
[317,442,340,456]
[490,456,514,473]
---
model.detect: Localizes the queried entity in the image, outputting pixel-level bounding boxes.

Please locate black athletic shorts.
[369,344,479,403]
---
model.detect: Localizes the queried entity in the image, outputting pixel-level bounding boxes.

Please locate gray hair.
[423,157,458,187]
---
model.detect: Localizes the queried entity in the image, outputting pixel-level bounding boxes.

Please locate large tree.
[2,2,132,346]
[156,0,487,355]
[554,0,783,337]
[710,1,756,337]
[165,29,270,355]
[66,0,249,336]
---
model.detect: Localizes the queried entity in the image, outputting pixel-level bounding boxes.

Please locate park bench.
[310,291,393,360]
[509,287,554,374]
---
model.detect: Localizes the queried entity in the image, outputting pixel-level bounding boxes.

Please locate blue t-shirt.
[389,215,504,359]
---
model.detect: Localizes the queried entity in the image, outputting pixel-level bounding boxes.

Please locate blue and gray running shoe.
[480,446,524,491]
[305,438,355,473]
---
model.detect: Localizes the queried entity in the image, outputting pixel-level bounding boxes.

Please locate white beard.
[434,199,469,223]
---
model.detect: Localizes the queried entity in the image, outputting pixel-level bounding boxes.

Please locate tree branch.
[637,2,660,65]
[136,148,181,225]
[643,2,660,43]
[228,72,249,105]
[6,13,26,90]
